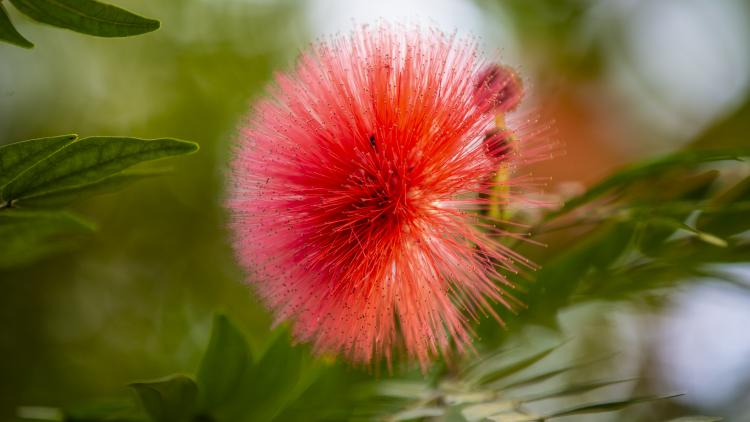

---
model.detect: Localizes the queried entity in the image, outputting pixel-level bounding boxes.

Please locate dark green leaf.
[0,3,33,48]
[130,375,198,422]
[8,0,159,37]
[16,169,168,208]
[519,222,634,326]
[0,209,94,269]
[196,314,251,413]
[2,136,198,201]
[543,394,681,419]
[0,134,76,194]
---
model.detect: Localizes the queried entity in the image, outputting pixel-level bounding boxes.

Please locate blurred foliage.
[19,315,718,422]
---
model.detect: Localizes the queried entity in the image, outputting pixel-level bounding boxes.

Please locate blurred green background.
[2,0,750,421]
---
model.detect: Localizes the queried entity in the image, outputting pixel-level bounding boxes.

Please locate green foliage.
[131,375,198,422]
[196,314,251,413]
[0,134,198,269]
[1,0,159,49]
[483,147,750,335]
[0,209,94,269]
[19,314,359,422]
[367,344,687,422]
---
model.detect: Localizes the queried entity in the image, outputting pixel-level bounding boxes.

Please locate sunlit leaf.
[8,0,159,37]
[0,3,33,48]
[130,375,198,422]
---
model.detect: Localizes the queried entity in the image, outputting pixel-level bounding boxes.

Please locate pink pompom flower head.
[228,24,548,369]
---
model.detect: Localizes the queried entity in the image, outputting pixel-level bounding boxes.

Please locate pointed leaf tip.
[0,4,34,48]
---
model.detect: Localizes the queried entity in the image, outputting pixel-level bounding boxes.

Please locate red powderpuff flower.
[228,25,543,368]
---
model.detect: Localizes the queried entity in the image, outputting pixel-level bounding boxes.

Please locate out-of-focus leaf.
[443,406,471,422]
[271,367,363,422]
[0,4,33,48]
[0,209,94,269]
[8,0,159,37]
[196,314,251,413]
[2,136,198,201]
[0,134,77,193]
[697,175,750,238]
[390,406,444,421]
[522,379,634,402]
[16,169,168,208]
[472,344,559,386]
[548,148,750,219]
[517,222,634,327]
[634,170,719,254]
[130,375,198,422]
[542,394,681,419]
[663,417,722,422]
[229,332,319,422]
[691,97,750,150]
[64,398,147,421]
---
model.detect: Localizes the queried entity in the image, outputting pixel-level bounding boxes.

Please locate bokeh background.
[2,0,750,420]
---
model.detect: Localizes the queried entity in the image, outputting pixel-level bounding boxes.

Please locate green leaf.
[663,417,722,422]
[0,134,76,194]
[130,375,198,422]
[0,3,33,48]
[543,394,681,419]
[472,344,560,386]
[390,407,444,421]
[8,0,159,37]
[2,136,198,202]
[548,148,750,220]
[16,169,168,208]
[230,332,317,422]
[0,209,94,269]
[522,379,635,403]
[64,398,147,421]
[697,176,750,238]
[196,314,251,413]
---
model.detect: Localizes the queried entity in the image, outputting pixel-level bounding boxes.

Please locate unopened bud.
[474,64,524,113]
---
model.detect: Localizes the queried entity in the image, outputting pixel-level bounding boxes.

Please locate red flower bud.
[474,64,524,113]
